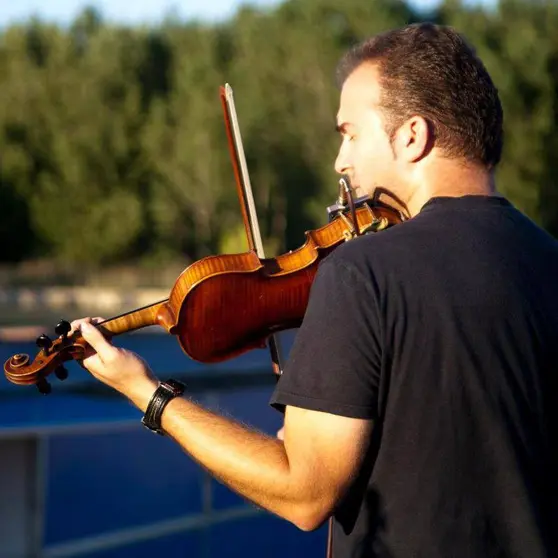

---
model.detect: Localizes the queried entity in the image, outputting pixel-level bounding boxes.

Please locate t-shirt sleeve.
[269,253,382,419]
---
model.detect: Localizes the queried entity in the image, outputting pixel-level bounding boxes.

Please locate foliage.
[0,0,556,275]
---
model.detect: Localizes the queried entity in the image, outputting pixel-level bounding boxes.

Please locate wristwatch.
[141,379,185,435]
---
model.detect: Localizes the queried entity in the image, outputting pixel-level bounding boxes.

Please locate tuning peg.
[36,334,53,354]
[55,320,71,340]
[54,366,68,381]
[36,379,52,395]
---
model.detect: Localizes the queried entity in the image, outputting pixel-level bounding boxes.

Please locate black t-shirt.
[270,195,558,558]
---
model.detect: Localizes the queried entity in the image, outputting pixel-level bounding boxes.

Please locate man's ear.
[393,115,433,162]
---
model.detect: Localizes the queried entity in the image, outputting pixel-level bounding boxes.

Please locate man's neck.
[406,161,497,218]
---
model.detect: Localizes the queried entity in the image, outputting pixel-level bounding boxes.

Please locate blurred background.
[0,0,555,556]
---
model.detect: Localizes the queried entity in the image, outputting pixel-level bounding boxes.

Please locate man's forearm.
[124,379,324,530]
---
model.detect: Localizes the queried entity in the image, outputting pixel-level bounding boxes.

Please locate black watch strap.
[141,379,185,435]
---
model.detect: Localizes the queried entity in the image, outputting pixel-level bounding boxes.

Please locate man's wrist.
[123,377,160,412]
[141,379,186,435]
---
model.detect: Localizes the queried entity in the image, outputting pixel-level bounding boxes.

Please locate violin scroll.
[4,324,92,393]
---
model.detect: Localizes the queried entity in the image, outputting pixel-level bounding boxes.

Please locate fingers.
[79,322,117,363]
[69,317,105,337]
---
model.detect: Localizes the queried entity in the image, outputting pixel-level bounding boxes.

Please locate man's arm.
[77,320,373,531]
[125,373,372,531]
[74,253,381,531]
[162,396,372,530]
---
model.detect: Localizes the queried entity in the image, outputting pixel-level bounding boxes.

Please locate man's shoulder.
[325,216,426,270]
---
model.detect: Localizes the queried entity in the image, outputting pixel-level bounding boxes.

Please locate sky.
[2,0,284,26]
[0,0,461,27]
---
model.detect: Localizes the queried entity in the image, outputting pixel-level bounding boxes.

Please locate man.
[73,23,558,557]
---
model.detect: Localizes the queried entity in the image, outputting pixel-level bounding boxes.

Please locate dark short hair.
[336,23,504,169]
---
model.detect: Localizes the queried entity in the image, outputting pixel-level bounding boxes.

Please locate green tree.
[1,0,558,277]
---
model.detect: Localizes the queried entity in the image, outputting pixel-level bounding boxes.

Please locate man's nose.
[334,144,351,176]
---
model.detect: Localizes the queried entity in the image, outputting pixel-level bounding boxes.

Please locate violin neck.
[98,299,170,336]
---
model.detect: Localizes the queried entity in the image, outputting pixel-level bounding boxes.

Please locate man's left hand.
[73,318,158,407]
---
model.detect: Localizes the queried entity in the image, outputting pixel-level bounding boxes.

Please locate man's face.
[334,63,403,201]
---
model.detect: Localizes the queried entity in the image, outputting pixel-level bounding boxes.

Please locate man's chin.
[352,185,366,199]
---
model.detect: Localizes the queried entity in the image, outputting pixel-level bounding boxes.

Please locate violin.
[3,85,403,394]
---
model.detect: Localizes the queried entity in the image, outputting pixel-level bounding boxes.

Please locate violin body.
[165,202,398,362]
[167,250,314,362]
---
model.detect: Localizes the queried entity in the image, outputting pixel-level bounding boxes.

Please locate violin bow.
[219,83,286,379]
[220,84,334,558]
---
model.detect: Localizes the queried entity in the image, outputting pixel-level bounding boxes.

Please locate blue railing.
[0,329,328,558]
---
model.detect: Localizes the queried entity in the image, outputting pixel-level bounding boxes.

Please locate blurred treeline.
[1,0,557,285]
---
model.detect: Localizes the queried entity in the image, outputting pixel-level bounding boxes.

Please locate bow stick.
[219,83,286,379]
[220,84,335,558]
